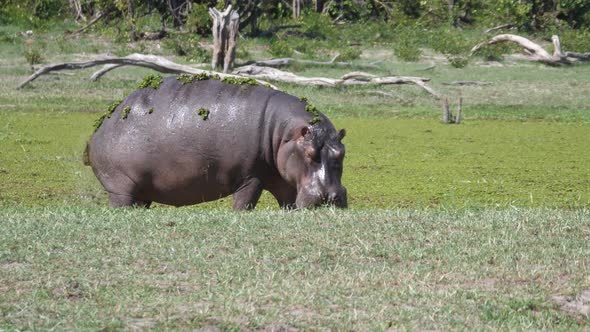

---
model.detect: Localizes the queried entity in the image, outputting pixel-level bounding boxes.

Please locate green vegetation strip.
[0,207,588,330]
[137,73,163,90]
[1,112,589,208]
[121,106,131,119]
[197,107,209,120]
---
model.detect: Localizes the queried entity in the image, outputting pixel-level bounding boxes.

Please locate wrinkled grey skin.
[86,77,347,209]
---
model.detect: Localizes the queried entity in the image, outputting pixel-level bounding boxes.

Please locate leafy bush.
[0,0,66,27]
[559,28,590,52]
[337,47,361,61]
[32,0,66,20]
[0,31,16,44]
[24,48,44,67]
[185,3,211,36]
[268,39,293,58]
[427,28,473,67]
[235,47,251,61]
[301,12,335,39]
[162,34,211,63]
[392,26,424,62]
[394,40,422,62]
[285,37,320,59]
[447,55,469,68]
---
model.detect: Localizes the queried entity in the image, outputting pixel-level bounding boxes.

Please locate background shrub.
[268,38,293,58]
[337,47,362,61]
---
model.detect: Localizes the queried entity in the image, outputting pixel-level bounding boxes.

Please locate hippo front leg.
[108,193,152,208]
[267,186,297,210]
[232,178,263,210]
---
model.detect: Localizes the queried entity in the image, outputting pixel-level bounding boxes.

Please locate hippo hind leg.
[108,192,152,208]
[101,172,152,208]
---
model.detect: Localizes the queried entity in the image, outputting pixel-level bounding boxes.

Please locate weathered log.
[455,97,462,124]
[67,11,108,35]
[238,54,379,69]
[483,23,514,34]
[258,24,302,37]
[418,64,436,71]
[442,81,493,86]
[471,34,575,65]
[564,51,590,61]
[364,90,397,98]
[69,0,86,22]
[90,64,124,81]
[17,54,437,98]
[233,65,439,97]
[209,5,240,73]
[17,54,274,89]
[442,98,451,124]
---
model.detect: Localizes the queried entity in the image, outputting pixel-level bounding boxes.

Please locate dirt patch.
[288,306,318,320]
[0,261,26,269]
[126,317,157,331]
[261,323,299,332]
[552,289,590,318]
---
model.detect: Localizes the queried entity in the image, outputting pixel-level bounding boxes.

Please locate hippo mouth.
[295,188,348,209]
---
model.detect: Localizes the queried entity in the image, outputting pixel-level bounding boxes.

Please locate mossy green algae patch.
[2,112,589,209]
[137,74,163,89]
[197,107,210,120]
[176,73,219,85]
[93,98,122,132]
[337,118,590,208]
[305,103,321,125]
[122,106,131,119]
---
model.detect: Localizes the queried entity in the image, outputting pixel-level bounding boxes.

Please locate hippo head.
[277,125,347,208]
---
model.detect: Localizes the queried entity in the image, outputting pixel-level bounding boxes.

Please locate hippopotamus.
[84,74,347,209]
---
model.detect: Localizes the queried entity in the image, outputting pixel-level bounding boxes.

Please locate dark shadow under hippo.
[85,75,347,209]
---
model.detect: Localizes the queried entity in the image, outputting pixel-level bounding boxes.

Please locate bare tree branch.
[483,23,514,34]
[67,11,108,35]
[90,64,124,81]
[238,54,379,69]
[17,54,438,98]
[471,34,573,65]
[17,54,275,89]
[442,81,493,86]
[233,65,439,98]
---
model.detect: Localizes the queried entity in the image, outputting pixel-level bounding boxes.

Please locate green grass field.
[2,207,589,330]
[1,24,590,330]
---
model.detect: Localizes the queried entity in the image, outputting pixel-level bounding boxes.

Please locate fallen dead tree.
[67,10,109,35]
[233,65,439,97]
[471,34,589,65]
[442,80,493,86]
[17,53,439,98]
[17,53,275,90]
[238,54,380,69]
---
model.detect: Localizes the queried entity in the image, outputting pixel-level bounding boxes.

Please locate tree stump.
[209,5,240,73]
[442,98,450,123]
[441,97,463,124]
[293,0,302,19]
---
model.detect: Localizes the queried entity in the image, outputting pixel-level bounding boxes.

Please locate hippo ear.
[338,129,346,141]
[300,126,313,140]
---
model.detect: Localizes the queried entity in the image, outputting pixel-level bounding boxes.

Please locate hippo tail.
[82,141,91,166]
